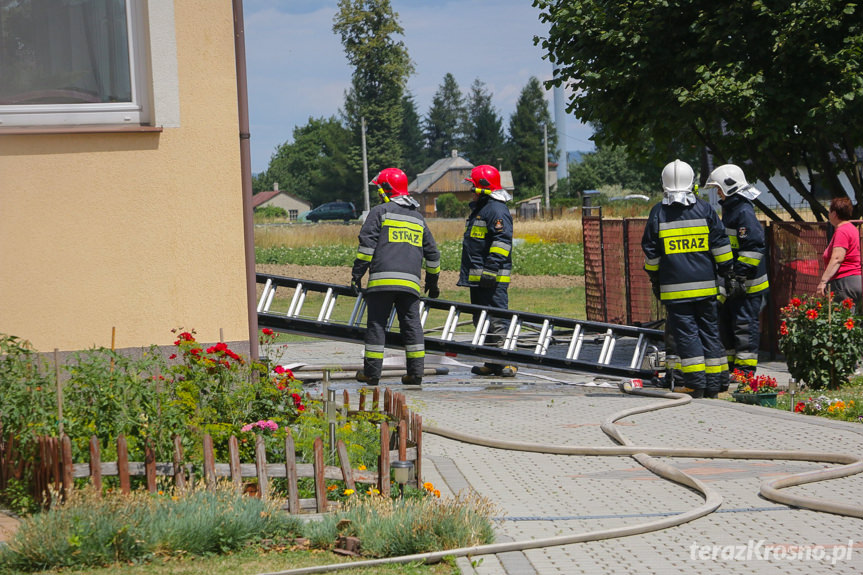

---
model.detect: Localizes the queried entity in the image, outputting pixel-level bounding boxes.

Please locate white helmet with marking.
[706,164,758,199]
[661,159,696,205]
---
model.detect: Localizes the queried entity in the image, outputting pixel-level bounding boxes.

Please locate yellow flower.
[423,482,434,491]
[358,464,367,471]
[343,489,355,496]
[366,488,380,495]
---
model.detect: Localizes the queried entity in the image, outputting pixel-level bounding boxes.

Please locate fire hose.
[256,387,863,575]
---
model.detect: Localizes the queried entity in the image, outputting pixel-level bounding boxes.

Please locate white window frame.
[0,0,151,128]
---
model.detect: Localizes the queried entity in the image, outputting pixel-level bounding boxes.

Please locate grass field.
[30,548,458,575]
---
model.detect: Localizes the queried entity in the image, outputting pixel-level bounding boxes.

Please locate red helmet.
[465,164,502,193]
[371,168,409,198]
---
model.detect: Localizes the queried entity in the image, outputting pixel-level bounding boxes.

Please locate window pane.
[0,0,131,105]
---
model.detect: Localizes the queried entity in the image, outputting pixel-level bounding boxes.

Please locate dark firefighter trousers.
[470,284,509,371]
[720,293,764,377]
[665,299,728,394]
[363,291,424,380]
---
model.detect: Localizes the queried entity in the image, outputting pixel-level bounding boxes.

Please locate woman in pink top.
[817,197,862,311]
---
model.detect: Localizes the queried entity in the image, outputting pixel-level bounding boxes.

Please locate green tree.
[507,76,556,198]
[463,78,506,165]
[567,144,658,195]
[334,0,414,175]
[424,73,467,160]
[253,117,359,206]
[534,0,863,220]
[399,92,429,178]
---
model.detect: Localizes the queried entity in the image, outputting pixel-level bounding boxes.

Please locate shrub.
[435,193,469,218]
[0,335,57,442]
[0,485,302,572]
[302,490,496,557]
[254,205,288,219]
[778,296,863,389]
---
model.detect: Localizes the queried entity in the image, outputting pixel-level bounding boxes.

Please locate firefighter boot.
[401,374,422,386]
[355,371,379,386]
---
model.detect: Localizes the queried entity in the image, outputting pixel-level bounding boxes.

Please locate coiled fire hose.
[257,387,863,575]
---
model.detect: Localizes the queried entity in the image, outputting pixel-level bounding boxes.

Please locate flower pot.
[732,392,778,407]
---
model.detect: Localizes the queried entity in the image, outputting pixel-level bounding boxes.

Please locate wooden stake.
[54,348,63,436]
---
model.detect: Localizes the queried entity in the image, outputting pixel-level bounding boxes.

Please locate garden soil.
[256,264,584,290]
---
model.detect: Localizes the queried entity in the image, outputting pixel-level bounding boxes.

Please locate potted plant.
[730,369,779,407]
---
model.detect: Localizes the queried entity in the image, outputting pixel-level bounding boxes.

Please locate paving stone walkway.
[271,339,863,575]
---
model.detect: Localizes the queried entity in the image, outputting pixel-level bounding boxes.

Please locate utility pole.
[543,123,550,214]
[361,116,370,213]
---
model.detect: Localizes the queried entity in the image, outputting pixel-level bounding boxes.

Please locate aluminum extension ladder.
[256,273,664,379]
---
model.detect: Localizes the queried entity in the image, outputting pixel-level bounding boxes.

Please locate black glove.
[350,277,362,296]
[479,270,497,289]
[424,274,440,299]
[724,275,738,299]
[733,276,748,298]
[651,278,661,300]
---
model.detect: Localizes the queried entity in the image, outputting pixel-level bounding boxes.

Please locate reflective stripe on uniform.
[405,343,425,359]
[367,278,421,293]
[364,344,385,359]
[712,244,733,263]
[735,351,758,367]
[745,274,769,294]
[368,271,421,292]
[658,219,709,236]
[660,280,718,301]
[425,258,441,273]
[356,245,375,261]
[679,356,706,373]
[738,250,764,266]
[705,356,728,374]
[490,241,511,257]
[382,213,425,231]
[644,256,660,271]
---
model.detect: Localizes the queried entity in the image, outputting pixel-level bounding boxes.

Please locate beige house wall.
[0,1,250,353]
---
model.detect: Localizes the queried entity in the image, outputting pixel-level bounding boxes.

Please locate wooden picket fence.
[0,387,421,514]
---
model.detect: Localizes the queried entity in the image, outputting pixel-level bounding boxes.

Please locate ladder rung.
[317,288,334,322]
[257,278,273,313]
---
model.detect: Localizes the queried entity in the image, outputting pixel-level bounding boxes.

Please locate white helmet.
[661,159,694,193]
[706,164,749,196]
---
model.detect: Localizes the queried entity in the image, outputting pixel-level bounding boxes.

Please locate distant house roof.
[409,151,475,194]
[252,190,280,208]
[409,150,514,193]
[252,187,311,209]
[515,194,543,205]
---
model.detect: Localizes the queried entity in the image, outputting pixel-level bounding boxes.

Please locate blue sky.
[243,0,595,174]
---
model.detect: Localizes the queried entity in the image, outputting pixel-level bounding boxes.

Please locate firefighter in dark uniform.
[458,164,518,377]
[642,159,734,398]
[706,164,769,377]
[351,168,441,386]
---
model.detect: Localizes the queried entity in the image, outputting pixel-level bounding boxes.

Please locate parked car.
[305,201,358,222]
[608,194,650,202]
